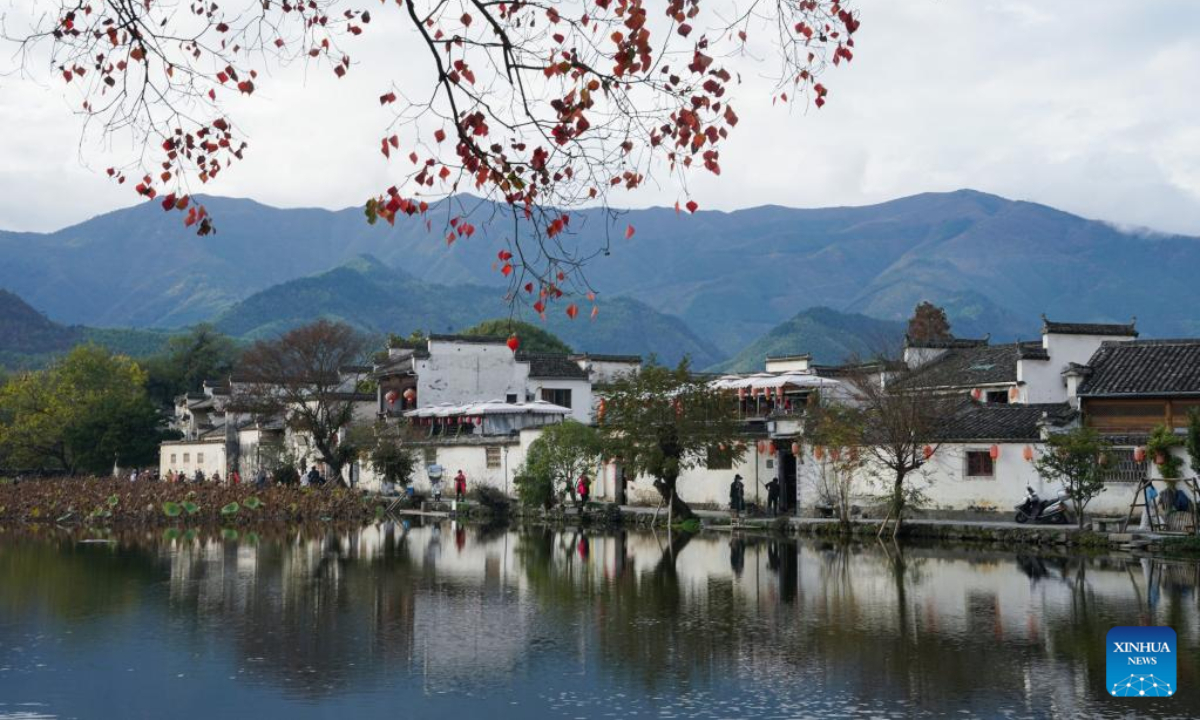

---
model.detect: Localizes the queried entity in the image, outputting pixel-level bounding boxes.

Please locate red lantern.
[768,442,777,455]
[1009,386,1019,401]
[830,447,842,461]
[814,445,825,461]
[791,442,801,455]
[506,334,520,353]
[737,387,746,401]
[385,390,400,405]
[756,440,766,454]
[403,388,416,402]
[989,444,1000,461]
[474,416,483,426]
[922,445,934,460]
[1022,445,1034,462]
[1134,446,1147,463]
[971,388,983,401]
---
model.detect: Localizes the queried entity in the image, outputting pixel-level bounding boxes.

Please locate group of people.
[158,467,272,487]
[729,474,783,517]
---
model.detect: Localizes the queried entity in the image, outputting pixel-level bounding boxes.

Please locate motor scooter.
[1015,485,1070,524]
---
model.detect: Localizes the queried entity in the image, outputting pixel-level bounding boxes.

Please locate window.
[183,453,190,463]
[965,451,994,478]
[486,447,502,468]
[505,393,518,404]
[170,454,177,465]
[540,388,573,408]
[985,390,1009,405]
[706,446,734,470]
[1103,448,1145,484]
[197,452,204,464]
[423,447,438,465]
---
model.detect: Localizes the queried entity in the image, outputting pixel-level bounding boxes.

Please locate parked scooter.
[1014,485,1070,524]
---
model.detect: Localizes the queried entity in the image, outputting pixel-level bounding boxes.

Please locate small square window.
[183,453,190,463]
[966,451,994,478]
[540,388,573,409]
[985,390,1010,405]
[505,393,518,404]
[486,447,502,469]
[423,447,438,464]
[170,454,177,465]
[197,452,204,464]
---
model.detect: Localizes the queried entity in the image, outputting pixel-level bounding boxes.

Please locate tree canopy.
[461,319,572,355]
[0,345,173,474]
[143,324,240,406]
[906,301,952,343]
[14,0,861,312]
[1034,426,1112,529]
[600,360,744,519]
[515,420,602,508]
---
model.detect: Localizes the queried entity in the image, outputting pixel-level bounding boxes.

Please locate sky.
[1,0,1198,235]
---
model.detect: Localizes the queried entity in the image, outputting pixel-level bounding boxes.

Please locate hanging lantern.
[922,445,934,460]
[597,398,607,421]
[385,390,400,405]
[1134,446,1147,463]
[403,388,416,402]
[814,445,825,461]
[989,444,1000,461]
[474,416,483,426]
[1156,451,1167,465]
[756,440,766,454]
[1022,445,1034,462]
[768,441,777,455]
[830,447,842,461]
[506,334,520,353]
[1009,386,1019,401]
[971,388,983,401]
[791,441,801,455]
[737,387,746,401]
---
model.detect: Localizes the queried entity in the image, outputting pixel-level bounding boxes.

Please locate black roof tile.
[1042,318,1138,337]
[1077,339,1200,396]
[938,402,1076,442]
[522,353,588,379]
[898,342,1041,389]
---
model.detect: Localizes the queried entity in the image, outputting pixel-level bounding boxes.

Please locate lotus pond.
[1,523,1199,719]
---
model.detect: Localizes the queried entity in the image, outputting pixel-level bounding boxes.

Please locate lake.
[0,523,1197,719]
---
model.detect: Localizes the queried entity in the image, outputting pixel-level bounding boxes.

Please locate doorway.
[779,446,798,515]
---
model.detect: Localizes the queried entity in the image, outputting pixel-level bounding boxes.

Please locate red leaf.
[506,334,520,352]
[501,263,513,276]
[686,200,699,214]
[566,304,579,320]
[434,129,446,143]
[590,306,599,319]
[380,92,397,104]
[497,250,513,261]
[624,224,635,239]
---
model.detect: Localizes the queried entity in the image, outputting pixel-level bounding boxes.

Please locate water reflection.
[1,524,1198,718]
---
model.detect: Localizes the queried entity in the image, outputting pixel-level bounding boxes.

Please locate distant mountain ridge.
[5,188,1200,364]
[212,255,725,367]
[708,307,906,373]
[0,290,170,368]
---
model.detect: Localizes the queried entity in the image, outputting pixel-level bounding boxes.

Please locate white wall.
[160,440,226,479]
[416,340,531,407]
[530,378,593,424]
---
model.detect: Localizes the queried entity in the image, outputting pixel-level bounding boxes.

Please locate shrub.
[471,485,510,515]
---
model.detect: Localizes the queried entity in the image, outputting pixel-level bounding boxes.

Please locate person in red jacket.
[454,470,467,501]
[576,473,591,515]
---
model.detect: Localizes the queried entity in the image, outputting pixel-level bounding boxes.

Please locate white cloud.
[0,0,1198,235]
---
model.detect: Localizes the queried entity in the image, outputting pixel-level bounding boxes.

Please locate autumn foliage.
[19,0,860,313]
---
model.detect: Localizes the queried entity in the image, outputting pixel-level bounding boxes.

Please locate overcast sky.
[1,0,1198,235]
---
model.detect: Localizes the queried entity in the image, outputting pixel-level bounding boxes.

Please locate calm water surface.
[1,523,1198,719]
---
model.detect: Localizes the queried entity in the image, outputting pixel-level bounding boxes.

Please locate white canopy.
[709,372,844,391]
[404,399,570,419]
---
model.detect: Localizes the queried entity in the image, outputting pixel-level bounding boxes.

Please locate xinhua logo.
[1106,626,1177,697]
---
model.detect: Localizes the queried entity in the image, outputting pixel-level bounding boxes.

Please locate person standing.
[230,469,241,485]
[765,476,781,516]
[577,473,591,514]
[454,469,467,502]
[729,474,745,518]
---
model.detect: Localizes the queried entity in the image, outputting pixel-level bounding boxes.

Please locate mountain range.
[3,188,1199,370]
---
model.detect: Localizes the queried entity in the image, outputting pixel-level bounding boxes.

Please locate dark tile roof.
[1017,344,1050,360]
[765,353,812,361]
[938,402,1076,442]
[522,354,588,379]
[811,360,905,378]
[569,353,642,364]
[1042,317,1138,337]
[1077,339,1200,396]
[905,335,990,349]
[429,333,510,345]
[898,342,1036,389]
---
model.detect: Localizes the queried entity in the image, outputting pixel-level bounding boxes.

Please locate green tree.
[143,324,239,406]
[461,320,572,355]
[363,421,420,490]
[1034,427,1113,529]
[514,420,603,508]
[600,360,744,520]
[1186,409,1200,478]
[1147,423,1184,480]
[0,345,168,474]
